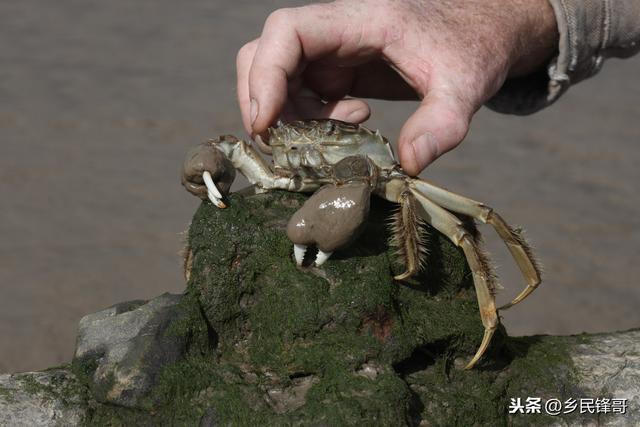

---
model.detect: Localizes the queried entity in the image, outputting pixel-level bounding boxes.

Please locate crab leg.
[390,191,427,280]
[410,179,541,310]
[212,137,290,191]
[408,187,499,369]
[213,137,321,193]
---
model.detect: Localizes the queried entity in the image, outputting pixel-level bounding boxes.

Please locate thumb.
[398,93,471,176]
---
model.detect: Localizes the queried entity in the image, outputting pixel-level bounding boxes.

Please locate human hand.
[236,0,558,175]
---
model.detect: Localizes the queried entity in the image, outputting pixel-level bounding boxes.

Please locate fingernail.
[410,132,439,171]
[250,98,259,126]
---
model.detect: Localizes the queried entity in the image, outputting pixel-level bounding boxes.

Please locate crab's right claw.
[181,139,236,208]
[287,183,371,268]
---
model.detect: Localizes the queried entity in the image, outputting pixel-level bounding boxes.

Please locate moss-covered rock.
[83,189,575,426]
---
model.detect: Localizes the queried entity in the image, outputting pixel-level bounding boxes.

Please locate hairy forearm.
[509,0,559,77]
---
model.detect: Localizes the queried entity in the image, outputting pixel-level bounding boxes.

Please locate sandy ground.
[1,1,639,374]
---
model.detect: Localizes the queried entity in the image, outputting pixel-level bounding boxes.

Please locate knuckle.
[236,39,258,66]
[265,8,294,28]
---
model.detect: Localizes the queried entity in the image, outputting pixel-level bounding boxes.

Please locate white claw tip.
[314,250,333,267]
[294,244,307,266]
[202,171,226,208]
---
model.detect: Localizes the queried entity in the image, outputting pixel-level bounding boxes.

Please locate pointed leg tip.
[499,285,536,310]
[463,360,478,370]
[393,271,411,281]
[464,327,497,370]
[498,302,514,311]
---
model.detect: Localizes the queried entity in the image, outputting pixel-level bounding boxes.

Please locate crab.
[181,119,541,369]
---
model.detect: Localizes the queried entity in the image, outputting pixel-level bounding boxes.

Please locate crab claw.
[203,171,226,209]
[181,138,236,207]
[293,244,307,266]
[287,183,371,268]
[314,250,333,266]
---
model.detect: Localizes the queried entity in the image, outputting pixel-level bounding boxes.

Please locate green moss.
[502,335,583,426]
[164,289,212,357]
[506,335,580,395]
[401,333,581,427]
[70,358,98,394]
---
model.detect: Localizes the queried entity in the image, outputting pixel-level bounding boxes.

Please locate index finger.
[247,4,382,134]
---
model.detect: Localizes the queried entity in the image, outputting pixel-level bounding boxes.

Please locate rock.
[73,292,187,409]
[563,329,640,427]
[0,369,86,426]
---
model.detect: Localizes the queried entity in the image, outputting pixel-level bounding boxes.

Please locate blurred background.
[1,0,639,374]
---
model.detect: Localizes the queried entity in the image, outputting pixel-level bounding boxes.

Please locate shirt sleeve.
[487,0,640,115]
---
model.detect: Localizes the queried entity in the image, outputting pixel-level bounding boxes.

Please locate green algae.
[403,334,581,427]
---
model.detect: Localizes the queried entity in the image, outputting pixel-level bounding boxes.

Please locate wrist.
[508,0,559,77]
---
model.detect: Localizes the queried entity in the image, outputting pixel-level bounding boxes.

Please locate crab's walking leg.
[405,187,498,369]
[410,179,541,310]
[390,191,427,281]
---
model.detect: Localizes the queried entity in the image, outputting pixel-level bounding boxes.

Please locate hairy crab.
[181,119,541,369]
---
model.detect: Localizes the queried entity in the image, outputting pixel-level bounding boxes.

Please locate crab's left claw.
[202,171,226,208]
[287,183,371,268]
[181,137,237,208]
